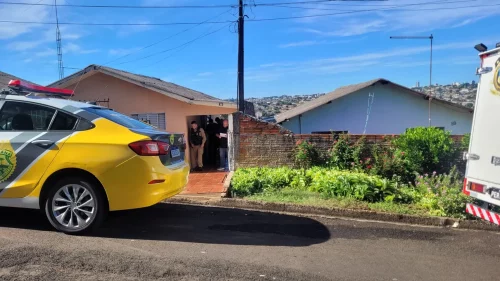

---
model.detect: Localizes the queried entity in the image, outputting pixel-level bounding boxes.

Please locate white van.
[463,43,500,226]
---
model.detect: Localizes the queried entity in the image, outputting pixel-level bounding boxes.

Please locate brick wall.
[236,113,466,170]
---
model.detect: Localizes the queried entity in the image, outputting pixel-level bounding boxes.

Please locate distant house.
[275,78,473,135]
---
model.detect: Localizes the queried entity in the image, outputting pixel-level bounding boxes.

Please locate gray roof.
[275,78,472,123]
[0,70,39,89]
[48,65,235,106]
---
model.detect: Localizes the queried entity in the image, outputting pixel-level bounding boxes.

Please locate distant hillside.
[239,82,477,118]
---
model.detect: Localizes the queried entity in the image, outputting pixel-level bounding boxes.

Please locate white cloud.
[35,48,56,57]
[197,72,213,77]
[109,48,141,56]
[292,0,500,36]
[278,37,362,48]
[243,38,493,82]
[7,26,85,51]
[7,40,45,51]
[305,20,386,37]
[35,43,99,57]
[279,40,323,48]
[64,42,99,54]
[0,0,51,39]
[116,20,154,37]
[141,0,187,5]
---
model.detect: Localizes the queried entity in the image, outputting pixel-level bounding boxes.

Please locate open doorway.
[187,114,229,172]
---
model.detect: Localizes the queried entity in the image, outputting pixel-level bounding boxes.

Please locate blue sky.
[0,0,499,99]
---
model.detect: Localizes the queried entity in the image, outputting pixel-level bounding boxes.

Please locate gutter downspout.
[298,114,302,134]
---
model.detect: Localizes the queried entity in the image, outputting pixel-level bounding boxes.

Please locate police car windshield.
[84,107,154,130]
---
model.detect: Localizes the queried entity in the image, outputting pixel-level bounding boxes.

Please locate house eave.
[48,66,235,109]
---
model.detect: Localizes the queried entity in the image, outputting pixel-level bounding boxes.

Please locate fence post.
[228,112,241,171]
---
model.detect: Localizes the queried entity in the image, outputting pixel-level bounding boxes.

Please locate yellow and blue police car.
[0,80,189,234]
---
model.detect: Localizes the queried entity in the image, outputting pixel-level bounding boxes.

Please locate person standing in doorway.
[205,117,218,167]
[189,121,206,172]
[216,119,229,171]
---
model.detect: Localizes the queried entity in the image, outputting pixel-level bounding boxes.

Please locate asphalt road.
[0,203,499,281]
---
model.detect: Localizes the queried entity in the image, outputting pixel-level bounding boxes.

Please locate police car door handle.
[31,139,54,148]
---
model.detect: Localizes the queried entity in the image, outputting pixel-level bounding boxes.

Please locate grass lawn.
[246,188,431,217]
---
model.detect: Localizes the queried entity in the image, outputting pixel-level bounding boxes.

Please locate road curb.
[165,197,500,231]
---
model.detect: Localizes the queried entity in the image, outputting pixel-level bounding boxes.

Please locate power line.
[0,0,387,9]
[137,23,234,71]
[306,0,475,6]
[246,3,500,22]
[0,20,233,26]
[102,8,234,65]
[1,2,496,26]
[114,22,234,66]
[61,23,232,77]
[267,0,475,11]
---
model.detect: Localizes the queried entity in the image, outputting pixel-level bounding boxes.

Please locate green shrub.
[460,133,470,151]
[369,144,414,184]
[293,140,323,169]
[394,127,456,175]
[231,166,472,218]
[307,168,396,202]
[232,167,396,202]
[386,187,421,204]
[414,166,472,218]
[328,135,371,171]
[231,167,300,196]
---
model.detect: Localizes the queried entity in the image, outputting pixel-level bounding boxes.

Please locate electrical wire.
[1,2,496,26]
[0,0,387,9]
[319,0,474,6]
[102,8,234,65]
[114,22,234,66]
[0,20,233,26]
[267,0,475,11]
[136,23,233,71]
[246,3,500,22]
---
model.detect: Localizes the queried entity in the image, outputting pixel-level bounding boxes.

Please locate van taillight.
[129,141,170,156]
[463,178,485,194]
[470,182,485,193]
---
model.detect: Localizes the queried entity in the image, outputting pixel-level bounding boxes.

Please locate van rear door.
[466,49,500,187]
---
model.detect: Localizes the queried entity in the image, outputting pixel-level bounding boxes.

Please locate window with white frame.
[130,113,166,130]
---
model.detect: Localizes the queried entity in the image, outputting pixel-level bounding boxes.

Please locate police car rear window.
[83,108,154,129]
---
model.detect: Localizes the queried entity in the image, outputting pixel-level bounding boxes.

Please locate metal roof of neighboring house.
[48,65,236,108]
[275,78,473,123]
[0,70,39,89]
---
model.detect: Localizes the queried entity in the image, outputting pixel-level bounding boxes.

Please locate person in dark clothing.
[189,121,206,171]
[216,119,229,171]
[205,118,219,166]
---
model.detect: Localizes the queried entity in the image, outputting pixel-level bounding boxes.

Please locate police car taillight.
[128,140,170,156]
[7,79,73,97]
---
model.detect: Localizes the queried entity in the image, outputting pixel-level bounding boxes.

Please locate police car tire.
[44,176,107,234]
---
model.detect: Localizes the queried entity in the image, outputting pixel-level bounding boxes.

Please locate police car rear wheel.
[45,177,105,234]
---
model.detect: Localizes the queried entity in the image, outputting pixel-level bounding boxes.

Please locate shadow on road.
[0,203,330,247]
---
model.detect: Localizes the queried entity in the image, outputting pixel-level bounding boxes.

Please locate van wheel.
[44,176,107,234]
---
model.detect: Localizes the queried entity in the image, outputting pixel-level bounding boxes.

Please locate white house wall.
[281,84,472,134]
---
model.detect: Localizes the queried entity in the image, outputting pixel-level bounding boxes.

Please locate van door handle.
[466,153,480,160]
[31,139,55,149]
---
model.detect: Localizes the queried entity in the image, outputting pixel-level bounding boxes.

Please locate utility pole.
[237,0,245,113]
[390,35,433,127]
[55,0,64,79]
